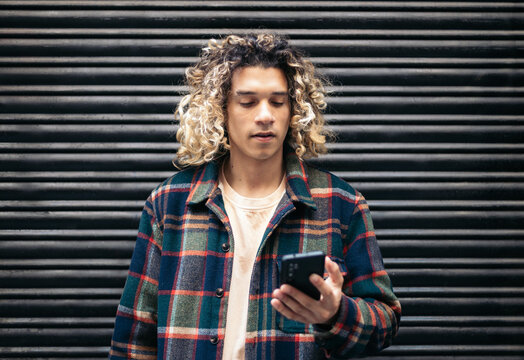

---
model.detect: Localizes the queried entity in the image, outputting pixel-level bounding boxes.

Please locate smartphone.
[280,251,325,300]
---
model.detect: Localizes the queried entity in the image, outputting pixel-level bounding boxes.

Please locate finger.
[271,296,310,323]
[309,273,331,297]
[308,258,342,298]
[325,257,344,287]
[279,284,317,312]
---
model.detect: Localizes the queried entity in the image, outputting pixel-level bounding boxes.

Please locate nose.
[254,101,274,124]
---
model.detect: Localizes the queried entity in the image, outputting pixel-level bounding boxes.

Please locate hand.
[271,256,344,326]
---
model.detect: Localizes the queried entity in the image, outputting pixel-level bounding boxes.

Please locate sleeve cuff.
[312,295,357,340]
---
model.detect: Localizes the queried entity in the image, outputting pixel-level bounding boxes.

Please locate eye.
[240,101,255,107]
[272,100,285,107]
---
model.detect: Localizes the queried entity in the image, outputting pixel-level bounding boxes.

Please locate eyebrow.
[235,91,288,96]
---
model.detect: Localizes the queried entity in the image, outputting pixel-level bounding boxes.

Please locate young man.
[109,34,401,359]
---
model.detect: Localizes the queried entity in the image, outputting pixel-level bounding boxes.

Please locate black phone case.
[280,251,325,300]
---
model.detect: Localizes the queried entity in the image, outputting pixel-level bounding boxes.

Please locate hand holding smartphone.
[280,251,325,300]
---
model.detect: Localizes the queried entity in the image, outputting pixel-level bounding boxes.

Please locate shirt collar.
[283,150,316,210]
[186,150,316,210]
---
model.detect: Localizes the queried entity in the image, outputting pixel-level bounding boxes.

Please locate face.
[226,66,291,167]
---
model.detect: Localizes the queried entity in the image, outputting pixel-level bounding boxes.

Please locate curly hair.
[174,33,331,167]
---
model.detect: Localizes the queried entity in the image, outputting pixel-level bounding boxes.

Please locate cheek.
[283,105,291,122]
[280,109,291,127]
[225,115,247,139]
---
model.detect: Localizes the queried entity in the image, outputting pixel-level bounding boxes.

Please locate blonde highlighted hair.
[175,33,331,167]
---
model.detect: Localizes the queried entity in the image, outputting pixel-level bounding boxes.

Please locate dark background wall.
[1,1,523,358]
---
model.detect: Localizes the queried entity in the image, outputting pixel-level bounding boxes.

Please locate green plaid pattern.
[109,152,401,359]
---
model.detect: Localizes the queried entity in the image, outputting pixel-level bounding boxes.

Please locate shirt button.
[210,336,219,345]
[215,288,224,298]
[221,243,230,252]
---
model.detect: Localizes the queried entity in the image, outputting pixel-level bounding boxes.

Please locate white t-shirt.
[219,168,286,360]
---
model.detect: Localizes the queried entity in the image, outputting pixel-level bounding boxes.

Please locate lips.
[252,132,275,141]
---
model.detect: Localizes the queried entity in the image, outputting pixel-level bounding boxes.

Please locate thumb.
[325,257,344,288]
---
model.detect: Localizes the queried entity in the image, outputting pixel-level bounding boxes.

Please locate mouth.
[252,132,275,141]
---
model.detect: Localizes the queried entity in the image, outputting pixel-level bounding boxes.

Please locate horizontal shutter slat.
[1,1,522,358]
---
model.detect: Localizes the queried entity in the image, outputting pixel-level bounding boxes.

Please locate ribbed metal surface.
[0,1,523,358]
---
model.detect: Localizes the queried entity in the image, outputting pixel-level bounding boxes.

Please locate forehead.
[230,66,288,93]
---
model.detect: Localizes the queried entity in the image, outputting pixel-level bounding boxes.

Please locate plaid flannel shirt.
[109,151,401,359]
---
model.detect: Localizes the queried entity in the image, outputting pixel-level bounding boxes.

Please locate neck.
[223,154,285,198]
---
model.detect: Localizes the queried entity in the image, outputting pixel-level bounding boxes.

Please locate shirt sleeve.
[109,197,161,359]
[313,192,401,358]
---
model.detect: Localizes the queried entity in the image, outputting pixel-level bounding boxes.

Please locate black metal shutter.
[1,1,523,358]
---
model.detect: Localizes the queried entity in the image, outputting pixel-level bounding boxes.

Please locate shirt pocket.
[274,256,348,334]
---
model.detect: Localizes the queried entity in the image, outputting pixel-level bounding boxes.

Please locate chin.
[248,151,277,162]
